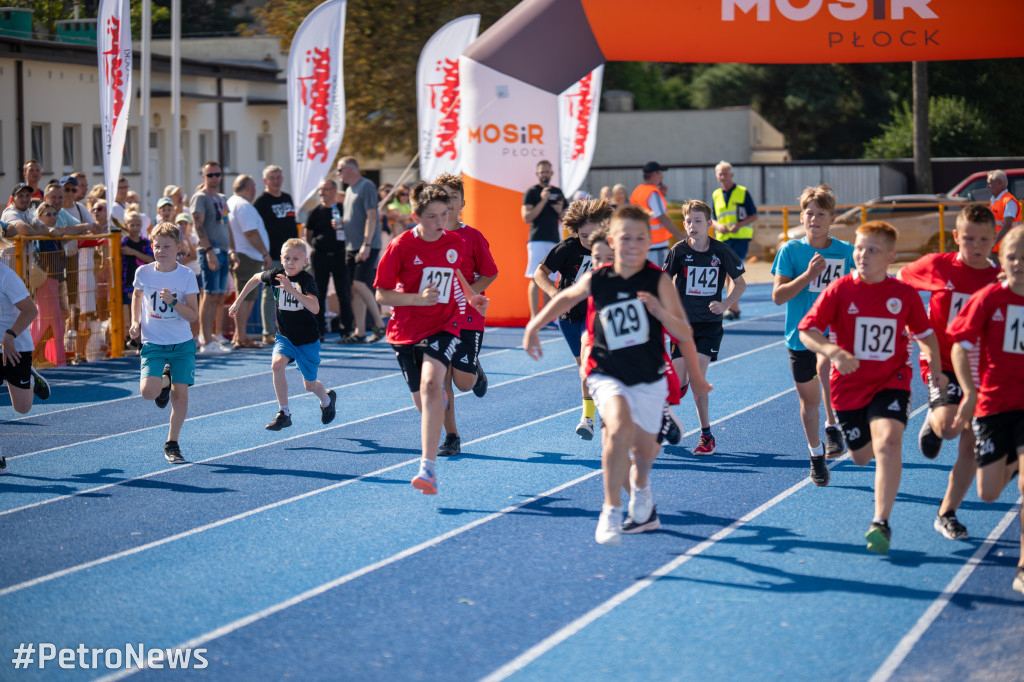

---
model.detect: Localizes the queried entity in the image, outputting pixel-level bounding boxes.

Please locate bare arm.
[228,273,265,317]
[1,297,38,366]
[523,272,591,359]
[950,343,977,430]
[470,273,497,295]
[656,213,685,241]
[772,253,828,305]
[642,273,713,396]
[129,290,144,339]
[532,264,560,299]
[800,328,860,376]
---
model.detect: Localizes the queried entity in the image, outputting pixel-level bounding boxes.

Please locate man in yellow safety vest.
[711,160,757,319]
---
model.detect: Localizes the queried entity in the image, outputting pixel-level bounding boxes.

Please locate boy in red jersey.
[898,205,1000,540]
[433,173,499,456]
[524,205,712,546]
[374,183,487,494]
[800,221,944,554]
[947,226,1024,594]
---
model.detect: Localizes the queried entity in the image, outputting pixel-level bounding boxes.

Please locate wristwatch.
[5,328,16,338]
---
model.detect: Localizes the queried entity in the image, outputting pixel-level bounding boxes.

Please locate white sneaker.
[200,341,229,354]
[214,334,231,346]
[595,505,622,546]
[575,416,595,440]
[629,481,654,530]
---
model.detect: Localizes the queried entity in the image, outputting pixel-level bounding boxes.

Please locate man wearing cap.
[521,159,566,317]
[630,161,683,268]
[711,161,757,319]
[226,174,271,349]
[189,160,233,354]
[2,185,48,238]
[60,176,93,227]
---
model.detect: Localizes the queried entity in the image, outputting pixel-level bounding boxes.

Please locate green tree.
[246,0,518,160]
[863,96,997,159]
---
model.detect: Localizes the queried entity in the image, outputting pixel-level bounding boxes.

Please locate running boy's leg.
[818,353,845,456]
[598,395,635,509]
[867,417,905,524]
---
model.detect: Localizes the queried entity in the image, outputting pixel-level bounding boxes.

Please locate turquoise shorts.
[141,339,197,385]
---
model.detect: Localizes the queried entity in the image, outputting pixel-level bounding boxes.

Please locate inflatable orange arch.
[459,0,1024,326]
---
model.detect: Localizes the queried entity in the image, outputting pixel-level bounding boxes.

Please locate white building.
[0,25,288,211]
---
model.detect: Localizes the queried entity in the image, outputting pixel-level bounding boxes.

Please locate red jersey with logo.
[447,223,498,333]
[799,273,933,411]
[946,283,1024,417]
[374,227,466,345]
[899,253,1000,381]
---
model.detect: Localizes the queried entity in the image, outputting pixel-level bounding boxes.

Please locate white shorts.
[586,373,668,435]
[525,240,558,279]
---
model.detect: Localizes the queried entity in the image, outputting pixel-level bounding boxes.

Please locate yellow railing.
[6,232,124,367]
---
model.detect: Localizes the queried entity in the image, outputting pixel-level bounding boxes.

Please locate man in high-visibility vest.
[711,161,758,319]
[629,161,684,268]
[987,169,1021,252]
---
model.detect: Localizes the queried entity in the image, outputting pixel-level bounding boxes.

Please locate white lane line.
[100,386,797,681]
[482,400,936,681]
[0,347,388,423]
[0,364,577,518]
[868,496,1023,682]
[482,417,834,682]
[5,340,560,460]
[0,406,582,599]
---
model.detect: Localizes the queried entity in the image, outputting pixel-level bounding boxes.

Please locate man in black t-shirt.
[303,179,353,340]
[253,165,299,344]
[521,159,565,317]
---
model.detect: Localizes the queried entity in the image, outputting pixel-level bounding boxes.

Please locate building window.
[123,127,136,172]
[31,123,50,170]
[92,126,103,170]
[257,134,271,165]
[198,131,213,166]
[222,132,235,172]
[63,125,78,172]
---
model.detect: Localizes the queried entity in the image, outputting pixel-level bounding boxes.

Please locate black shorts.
[927,370,964,409]
[0,350,32,390]
[392,331,459,393]
[671,321,724,362]
[451,329,483,374]
[836,389,911,451]
[346,248,380,288]
[788,348,819,384]
[972,410,1024,468]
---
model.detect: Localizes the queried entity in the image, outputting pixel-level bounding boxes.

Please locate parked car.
[947,168,1024,202]
[778,194,970,259]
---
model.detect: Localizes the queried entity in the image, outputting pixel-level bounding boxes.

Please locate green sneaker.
[866,521,891,554]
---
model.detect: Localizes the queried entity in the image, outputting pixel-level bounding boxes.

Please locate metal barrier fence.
[5,233,124,368]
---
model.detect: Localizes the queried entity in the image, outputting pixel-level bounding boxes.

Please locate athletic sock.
[873,516,887,525]
[320,396,330,407]
[420,457,436,476]
[280,405,291,416]
[583,398,596,419]
[808,443,825,458]
[701,426,712,437]
[825,420,838,428]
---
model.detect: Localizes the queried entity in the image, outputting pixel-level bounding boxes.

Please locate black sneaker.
[657,405,682,446]
[866,520,892,554]
[163,441,186,464]
[367,326,386,343]
[622,505,661,534]
[810,455,830,486]
[824,425,846,458]
[472,363,488,397]
[437,433,461,457]
[265,409,292,431]
[31,368,50,401]
[919,418,942,459]
[321,390,337,425]
[154,365,172,409]
[0,453,7,474]
[934,513,968,540]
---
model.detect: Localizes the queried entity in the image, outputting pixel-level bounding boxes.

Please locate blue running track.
[1,283,1021,681]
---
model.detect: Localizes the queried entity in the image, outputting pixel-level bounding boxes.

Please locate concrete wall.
[590,107,789,168]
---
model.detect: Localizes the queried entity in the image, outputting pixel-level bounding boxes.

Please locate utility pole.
[912,61,933,194]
